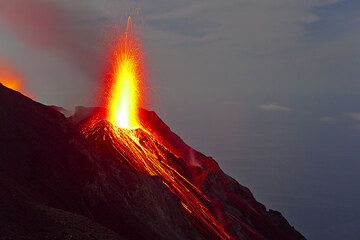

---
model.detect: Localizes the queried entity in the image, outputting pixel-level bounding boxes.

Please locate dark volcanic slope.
[0,83,306,240]
[0,173,124,240]
[139,109,306,240]
[0,84,203,240]
[74,110,306,239]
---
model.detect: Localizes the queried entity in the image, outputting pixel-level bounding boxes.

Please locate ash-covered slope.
[0,83,203,240]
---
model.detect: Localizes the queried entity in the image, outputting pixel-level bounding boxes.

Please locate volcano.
[0,83,306,240]
[0,15,305,240]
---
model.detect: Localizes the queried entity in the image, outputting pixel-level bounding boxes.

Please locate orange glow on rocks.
[0,62,30,97]
[81,115,233,240]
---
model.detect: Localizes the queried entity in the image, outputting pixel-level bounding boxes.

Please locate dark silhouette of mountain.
[0,83,306,240]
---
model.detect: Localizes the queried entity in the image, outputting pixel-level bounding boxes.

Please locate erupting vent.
[86,16,233,240]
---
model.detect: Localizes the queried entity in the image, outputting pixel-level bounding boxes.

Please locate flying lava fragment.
[106,17,143,129]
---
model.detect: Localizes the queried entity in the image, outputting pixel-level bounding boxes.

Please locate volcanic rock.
[0,84,203,240]
[0,83,306,240]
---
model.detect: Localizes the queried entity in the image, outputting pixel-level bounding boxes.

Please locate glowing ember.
[107,17,142,129]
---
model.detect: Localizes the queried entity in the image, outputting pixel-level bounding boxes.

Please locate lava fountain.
[106,17,143,129]
[85,16,232,240]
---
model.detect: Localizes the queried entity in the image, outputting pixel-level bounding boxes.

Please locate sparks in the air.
[106,17,143,129]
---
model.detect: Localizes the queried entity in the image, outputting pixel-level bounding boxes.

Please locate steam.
[188,148,201,168]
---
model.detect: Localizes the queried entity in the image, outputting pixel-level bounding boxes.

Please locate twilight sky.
[0,0,360,239]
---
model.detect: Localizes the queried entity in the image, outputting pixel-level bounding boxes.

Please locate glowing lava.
[94,16,232,240]
[107,17,142,129]
[80,116,233,240]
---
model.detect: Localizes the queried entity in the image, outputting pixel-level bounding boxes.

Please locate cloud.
[260,103,293,112]
[0,0,351,110]
[320,116,337,122]
[138,0,342,49]
[348,112,360,121]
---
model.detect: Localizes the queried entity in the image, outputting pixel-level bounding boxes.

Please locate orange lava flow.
[106,17,142,129]
[82,115,232,240]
